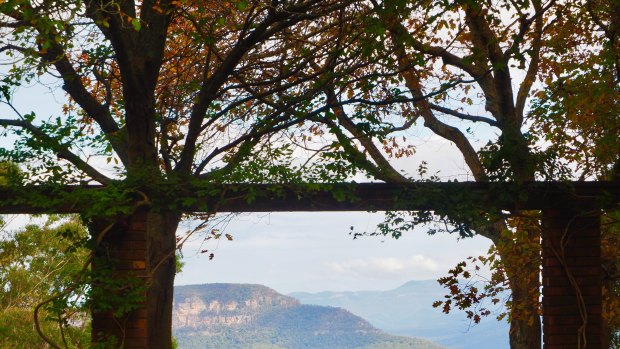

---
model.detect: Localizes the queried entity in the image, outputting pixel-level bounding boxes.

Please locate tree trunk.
[90,208,180,349]
[508,282,542,349]
[492,217,542,349]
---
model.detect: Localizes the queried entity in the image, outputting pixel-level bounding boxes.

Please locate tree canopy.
[0,0,618,348]
[0,216,90,348]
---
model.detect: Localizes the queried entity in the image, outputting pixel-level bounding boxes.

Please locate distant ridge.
[173,283,447,349]
[290,280,509,349]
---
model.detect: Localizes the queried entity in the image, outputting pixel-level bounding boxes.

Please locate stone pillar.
[91,210,149,348]
[542,208,602,349]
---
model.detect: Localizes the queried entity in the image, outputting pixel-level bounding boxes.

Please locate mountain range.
[290,280,509,349]
[173,283,448,349]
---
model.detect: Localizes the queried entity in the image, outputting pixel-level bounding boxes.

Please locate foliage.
[429,214,542,328]
[0,215,90,348]
[306,1,619,347]
[0,162,22,186]
[0,1,379,345]
[0,0,617,347]
[530,0,620,181]
[432,252,509,325]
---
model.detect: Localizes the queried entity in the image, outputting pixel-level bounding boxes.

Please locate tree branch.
[381,12,487,80]
[1,3,128,164]
[176,1,350,175]
[48,50,128,165]
[0,118,112,184]
[387,28,488,181]
[0,44,26,54]
[429,103,499,127]
[515,0,546,124]
[324,87,408,183]
[464,6,516,125]
[321,115,396,182]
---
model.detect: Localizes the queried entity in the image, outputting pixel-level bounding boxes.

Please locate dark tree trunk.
[501,228,542,349]
[508,283,542,349]
[90,208,180,349]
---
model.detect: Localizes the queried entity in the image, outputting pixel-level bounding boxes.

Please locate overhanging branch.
[0,118,112,184]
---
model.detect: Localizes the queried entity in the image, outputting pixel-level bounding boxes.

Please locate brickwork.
[542,209,602,349]
[91,210,149,348]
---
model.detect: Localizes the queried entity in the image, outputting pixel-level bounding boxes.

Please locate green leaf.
[131,18,141,31]
[236,0,248,11]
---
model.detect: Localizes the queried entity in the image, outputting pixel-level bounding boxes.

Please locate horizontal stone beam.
[0,181,618,214]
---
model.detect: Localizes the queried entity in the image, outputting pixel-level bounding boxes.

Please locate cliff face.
[172,283,448,349]
[173,283,299,330]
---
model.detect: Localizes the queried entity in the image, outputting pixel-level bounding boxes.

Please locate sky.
[0,66,497,296]
[174,211,494,294]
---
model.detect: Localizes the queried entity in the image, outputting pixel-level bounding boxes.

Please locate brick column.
[91,210,149,348]
[542,208,602,349]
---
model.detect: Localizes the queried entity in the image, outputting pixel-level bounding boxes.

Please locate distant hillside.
[173,284,447,349]
[290,280,509,349]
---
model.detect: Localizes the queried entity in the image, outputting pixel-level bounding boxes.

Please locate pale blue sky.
[175,211,493,294]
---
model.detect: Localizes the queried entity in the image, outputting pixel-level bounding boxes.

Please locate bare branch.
[464,6,516,126]
[515,0,545,124]
[50,52,128,165]
[384,16,487,80]
[0,19,28,28]
[386,24,488,181]
[503,0,556,60]
[429,103,499,127]
[0,44,26,54]
[195,108,305,175]
[321,115,395,181]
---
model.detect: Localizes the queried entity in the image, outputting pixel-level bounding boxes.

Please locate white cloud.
[325,255,440,279]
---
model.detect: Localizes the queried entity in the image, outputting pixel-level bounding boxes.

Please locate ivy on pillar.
[542,206,602,349]
[91,209,149,349]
